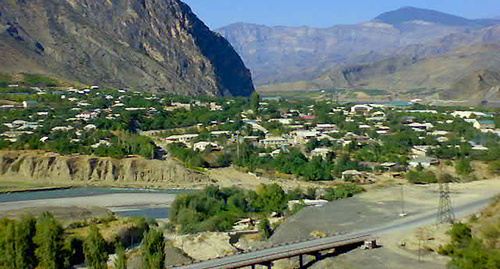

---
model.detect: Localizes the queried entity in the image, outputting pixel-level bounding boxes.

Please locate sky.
[181,0,500,29]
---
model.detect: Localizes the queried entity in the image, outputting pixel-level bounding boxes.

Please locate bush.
[406,170,438,184]
[439,222,500,268]
[258,218,273,239]
[455,159,473,176]
[324,184,364,201]
[141,229,165,269]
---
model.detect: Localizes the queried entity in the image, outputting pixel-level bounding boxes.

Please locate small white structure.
[260,136,288,148]
[22,100,38,108]
[350,105,372,114]
[193,141,218,151]
[166,134,199,144]
[408,156,438,168]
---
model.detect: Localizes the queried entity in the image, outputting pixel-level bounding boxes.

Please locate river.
[0,187,192,219]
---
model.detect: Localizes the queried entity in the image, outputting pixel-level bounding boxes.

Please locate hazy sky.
[182,0,500,29]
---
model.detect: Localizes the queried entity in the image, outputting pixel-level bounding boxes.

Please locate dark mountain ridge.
[0,0,254,96]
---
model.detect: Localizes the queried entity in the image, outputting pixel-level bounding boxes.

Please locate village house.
[260,136,288,148]
[22,100,38,108]
[451,111,488,119]
[192,141,220,151]
[269,118,293,125]
[350,105,372,114]
[310,147,332,159]
[292,130,318,144]
[408,156,439,168]
[314,124,337,132]
[165,134,199,144]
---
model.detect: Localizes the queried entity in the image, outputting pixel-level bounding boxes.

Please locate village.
[1,84,500,184]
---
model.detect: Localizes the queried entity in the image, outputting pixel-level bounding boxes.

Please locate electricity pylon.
[437,181,455,224]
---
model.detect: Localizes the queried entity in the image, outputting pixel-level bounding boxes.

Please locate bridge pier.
[299,254,303,269]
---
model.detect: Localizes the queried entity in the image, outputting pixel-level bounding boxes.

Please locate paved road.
[173,195,495,269]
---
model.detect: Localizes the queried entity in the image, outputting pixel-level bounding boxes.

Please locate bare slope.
[0,0,254,96]
[217,7,498,86]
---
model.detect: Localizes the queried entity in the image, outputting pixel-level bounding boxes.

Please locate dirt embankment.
[0,150,209,188]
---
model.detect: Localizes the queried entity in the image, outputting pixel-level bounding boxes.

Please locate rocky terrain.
[0,150,208,188]
[217,7,499,86]
[217,7,500,103]
[0,0,254,96]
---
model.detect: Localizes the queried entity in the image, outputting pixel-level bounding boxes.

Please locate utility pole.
[399,184,407,217]
[437,181,455,224]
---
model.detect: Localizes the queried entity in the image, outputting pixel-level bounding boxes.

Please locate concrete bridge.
[171,233,374,269]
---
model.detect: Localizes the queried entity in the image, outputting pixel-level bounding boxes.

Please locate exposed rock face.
[217,7,500,86]
[0,0,254,96]
[0,151,208,186]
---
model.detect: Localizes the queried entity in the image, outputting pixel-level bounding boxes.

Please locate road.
[173,194,495,269]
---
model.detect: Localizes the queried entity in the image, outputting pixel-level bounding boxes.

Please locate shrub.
[406,170,438,184]
[324,184,364,201]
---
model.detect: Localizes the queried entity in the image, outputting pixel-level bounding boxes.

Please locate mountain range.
[216,7,500,104]
[0,0,254,96]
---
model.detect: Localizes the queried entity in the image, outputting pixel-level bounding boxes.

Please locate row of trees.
[0,213,166,269]
[2,129,158,159]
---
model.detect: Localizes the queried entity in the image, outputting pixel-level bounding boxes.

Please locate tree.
[258,218,272,239]
[0,218,16,268]
[114,245,127,269]
[141,229,165,269]
[250,92,260,115]
[83,224,108,269]
[15,215,37,269]
[34,212,66,269]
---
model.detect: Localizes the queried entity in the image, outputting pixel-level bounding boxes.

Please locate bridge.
[171,233,374,269]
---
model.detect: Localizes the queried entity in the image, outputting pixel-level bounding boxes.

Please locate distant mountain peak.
[374,6,473,26]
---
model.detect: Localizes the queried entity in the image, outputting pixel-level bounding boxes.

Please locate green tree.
[258,218,272,239]
[141,229,165,269]
[34,212,66,269]
[250,92,260,115]
[114,245,127,269]
[83,224,108,269]
[15,215,37,269]
[0,218,16,268]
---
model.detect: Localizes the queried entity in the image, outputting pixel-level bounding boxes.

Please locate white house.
[166,134,199,144]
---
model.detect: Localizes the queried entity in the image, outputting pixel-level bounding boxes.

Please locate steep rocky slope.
[0,0,254,96]
[217,7,498,86]
[0,151,208,187]
[258,26,500,106]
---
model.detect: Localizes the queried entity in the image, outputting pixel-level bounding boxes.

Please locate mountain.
[216,7,499,86]
[374,6,497,27]
[0,0,254,96]
[261,41,500,106]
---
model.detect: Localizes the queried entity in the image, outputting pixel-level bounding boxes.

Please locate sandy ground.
[0,193,178,214]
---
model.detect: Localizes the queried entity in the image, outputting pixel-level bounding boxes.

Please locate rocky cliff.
[217,7,500,86]
[0,0,254,96]
[0,151,209,187]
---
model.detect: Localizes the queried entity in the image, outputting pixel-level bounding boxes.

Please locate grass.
[357,89,390,96]
[0,181,74,193]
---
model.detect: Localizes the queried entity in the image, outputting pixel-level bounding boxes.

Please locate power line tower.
[437,181,455,224]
